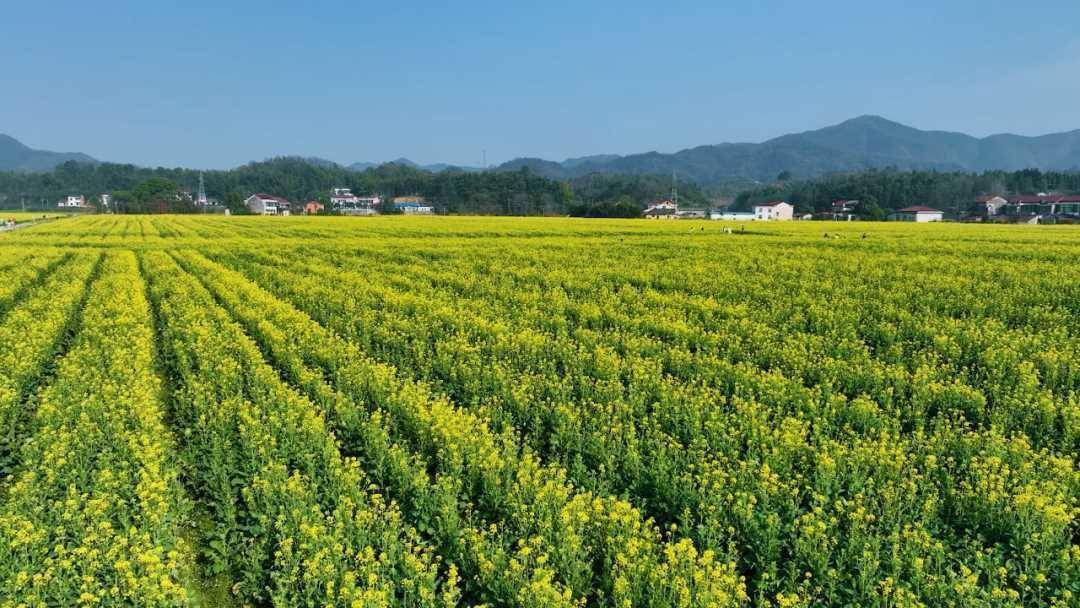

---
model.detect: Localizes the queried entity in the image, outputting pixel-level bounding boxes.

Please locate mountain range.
[346,158,484,173]
[5,116,1080,185]
[495,116,1080,185]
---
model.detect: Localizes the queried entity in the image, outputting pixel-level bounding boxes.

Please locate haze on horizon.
[3,0,1080,170]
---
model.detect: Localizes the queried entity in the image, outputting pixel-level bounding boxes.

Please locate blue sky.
[3,1,1079,168]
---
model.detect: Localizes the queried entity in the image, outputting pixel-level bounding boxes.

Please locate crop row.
[0,252,189,606]
[0,254,99,481]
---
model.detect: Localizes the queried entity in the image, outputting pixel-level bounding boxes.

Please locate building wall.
[753,203,793,221]
[246,196,277,215]
[890,211,943,222]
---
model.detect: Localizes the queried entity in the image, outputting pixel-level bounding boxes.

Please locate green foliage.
[569,173,710,208]
[568,196,642,218]
[0,158,718,216]
[735,167,1080,214]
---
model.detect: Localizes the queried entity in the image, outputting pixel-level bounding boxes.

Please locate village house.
[393,196,434,215]
[831,199,859,221]
[974,195,1009,217]
[304,201,324,215]
[1002,194,1080,218]
[753,201,794,221]
[245,193,291,216]
[330,187,381,215]
[644,199,678,219]
[889,205,943,222]
[58,195,90,209]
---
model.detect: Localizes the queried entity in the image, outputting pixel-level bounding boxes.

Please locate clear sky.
[3,1,1079,169]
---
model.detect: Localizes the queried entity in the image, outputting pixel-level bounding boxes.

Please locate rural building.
[974,195,1008,217]
[330,187,381,215]
[393,196,434,215]
[58,195,90,209]
[753,201,794,221]
[644,199,678,219]
[889,206,943,222]
[304,201,324,215]
[1002,194,1080,218]
[329,188,356,207]
[831,199,859,220]
[245,193,291,216]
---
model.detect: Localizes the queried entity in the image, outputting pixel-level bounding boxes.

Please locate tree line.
[0,158,709,216]
[735,168,1080,216]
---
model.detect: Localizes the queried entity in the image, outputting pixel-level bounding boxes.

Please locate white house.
[245,193,291,216]
[975,195,1008,217]
[331,187,381,215]
[58,195,89,209]
[889,206,944,222]
[753,201,794,221]
[644,199,678,219]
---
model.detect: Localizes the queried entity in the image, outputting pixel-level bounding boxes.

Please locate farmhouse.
[1003,194,1080,218]
[644,199,678,219]
[889,206,943,222]
[245,193,291,216]
[58,195,90,209]
[304,201,324,215]
[974,195,1008,217]
[753,201,794,221]
[831,199,859,220]
[330,187,381,215]
[393,196,434,215]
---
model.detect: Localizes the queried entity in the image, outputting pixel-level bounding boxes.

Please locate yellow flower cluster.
[0,251,189,606]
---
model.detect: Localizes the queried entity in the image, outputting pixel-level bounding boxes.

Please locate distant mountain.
[349,158,483,173]
[0,134,96,172]
[562,154,622,169]
[496,116,1080,186]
